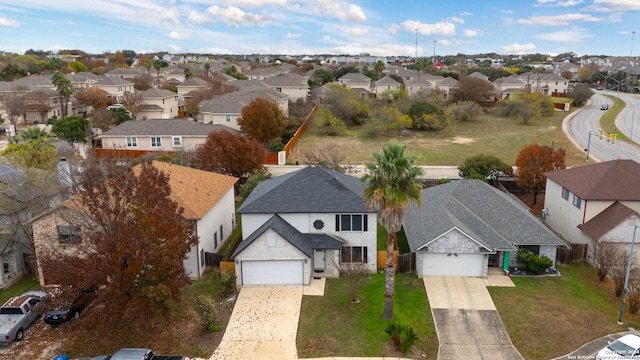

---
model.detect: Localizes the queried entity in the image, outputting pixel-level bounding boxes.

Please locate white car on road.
[597,334,640,359]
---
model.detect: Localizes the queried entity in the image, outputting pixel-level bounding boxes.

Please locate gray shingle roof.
[99,119,239,137]
[141,88,177,99]
[577,202,638,240]
[231,214,343,259]
[404,180,566,252]
[238,166,370,214]
[94,77,134,86]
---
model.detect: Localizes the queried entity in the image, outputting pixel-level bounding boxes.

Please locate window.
[276,87,282,92]
[266,233,276,247]
[200,249,205,267]
[519,245,540,255]
[573,194,582,208]
[561,187,569,200]
[225,114,231,123]
[313,220,324,230]
[341,246,368,263]
[220,225,223,240]
[172,136,182,147]
[335,214,368,232]
[58,225,81,243]
[214,232,218,249]
[126,137,138,148]
[150,137,162,148]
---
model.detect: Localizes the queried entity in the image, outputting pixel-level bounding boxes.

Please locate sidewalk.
[551,330,640,360]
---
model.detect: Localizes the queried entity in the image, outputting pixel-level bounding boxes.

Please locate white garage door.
[421,253,484,277]
[241,260,304,285]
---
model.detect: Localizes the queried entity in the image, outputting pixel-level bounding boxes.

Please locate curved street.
[566,92,640,165]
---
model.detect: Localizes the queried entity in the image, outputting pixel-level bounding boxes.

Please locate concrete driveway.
[211,285,303,360]
[424,276,524,360]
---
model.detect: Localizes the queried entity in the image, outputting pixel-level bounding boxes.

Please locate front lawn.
[489,262,640,359]
[296,273,438,359]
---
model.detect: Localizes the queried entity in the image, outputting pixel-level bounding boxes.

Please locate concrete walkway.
[424,275,524,360]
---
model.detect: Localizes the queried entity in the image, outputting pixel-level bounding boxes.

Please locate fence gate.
[556,243,587,265]
[397,253,416,273]
[206,252,225,268]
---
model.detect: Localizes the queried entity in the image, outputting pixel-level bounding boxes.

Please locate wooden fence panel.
[556,243,587,265]
[377,250,399,270]
[397,253,416,274]
[263,102,318,164]
[220,261,235,275]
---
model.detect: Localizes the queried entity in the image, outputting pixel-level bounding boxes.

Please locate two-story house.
[231,166,378,286]
[261,74,309,102]
[92,77,135,104]
[543,160,640,262]
[137,88,180,120]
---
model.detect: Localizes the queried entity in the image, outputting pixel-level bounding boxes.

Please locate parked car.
[596,85,603,90]
[87,348,185,360]
[596,334,640,359]
[601,104,609,110]
[45,287,96,325]
[0,290,48,345]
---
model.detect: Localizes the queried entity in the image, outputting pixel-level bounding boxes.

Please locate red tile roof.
[544,160,640,200]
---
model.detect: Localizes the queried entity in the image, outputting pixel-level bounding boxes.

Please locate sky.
[0,0,638,58]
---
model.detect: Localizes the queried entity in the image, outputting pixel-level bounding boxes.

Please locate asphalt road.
[566,91,640,165]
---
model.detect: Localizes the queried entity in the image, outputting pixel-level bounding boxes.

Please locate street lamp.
[618,223,640,325]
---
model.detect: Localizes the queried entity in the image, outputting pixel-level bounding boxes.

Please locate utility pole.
[433,40,437,64]
[415,28,418,63]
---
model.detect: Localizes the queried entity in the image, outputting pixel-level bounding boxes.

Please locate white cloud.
[188,10,211,25]
[463,29,479,37]
[535,0,584,6]
[0,17,19,27]
[518,13,602,26]
[216,0,288,7]
[534,30,592,43]
[285,33,301,39]
[387,23,400,36]
[502,43,538,54]
[402,20,456,36]
[449,17,465,24]
[167,43,181,53]
[137,6,181,25]
[308,1,367,23]
[592,0,640,11]
[501,9,515,14]
[460,12,473,16]
[342,27,369,37]
[206,5,274,27]
[193,46,234,54]
[168,31,188,40]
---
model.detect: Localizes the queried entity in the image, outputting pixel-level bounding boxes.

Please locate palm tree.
[362,140,423,320]
[13,126,55,145]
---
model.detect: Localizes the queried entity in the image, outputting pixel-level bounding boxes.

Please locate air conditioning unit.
[541,208,549,220]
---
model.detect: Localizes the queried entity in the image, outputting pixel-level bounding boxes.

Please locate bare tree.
[122,91,142,119]
[304,143,345,173]
[0,86,30,126]
[609,244,638,297]
[341,248,371,303]
[25,89,55,124]
[592,240,625,281]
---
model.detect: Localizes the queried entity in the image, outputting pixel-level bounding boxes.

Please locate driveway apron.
[423,276,524,360]
[211,285,303,360]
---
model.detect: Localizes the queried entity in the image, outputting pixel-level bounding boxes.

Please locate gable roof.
[231,214,343,259]
[133,161,238,220]
[238,166,370,214]
[544,160,640,200]
[375,76,401,86]
[178,77,210,87]
[577,202,639,240]
[141,88,177,99]
[99,119,239,137]
[404,180,566,252]
[93,77,133,86]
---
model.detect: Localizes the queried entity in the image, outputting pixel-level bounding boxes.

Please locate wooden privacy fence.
[556,243,587,265]
[376,251,415,273]
[263,102,318,164]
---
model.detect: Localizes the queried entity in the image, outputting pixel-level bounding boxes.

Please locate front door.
[313,250,325,272]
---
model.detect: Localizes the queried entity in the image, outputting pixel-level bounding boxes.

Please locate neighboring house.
[176,77,210,96]
[105,68,143,79]
[493,75,527,99]
[198,87,289,130]
[373,76,401,99]
[0,164,65,288]
[404,180,567,277]
[337,73,372,92]
[261,75,309,102]
[92,77,135,104]
[434,76,458,99]
[543,160,640,261]
[405,76,434,97]
[32,161,238,284]
[231,166,378,286]
[23,89,64,123]
[137,88,179,120]
[98,119,239,152]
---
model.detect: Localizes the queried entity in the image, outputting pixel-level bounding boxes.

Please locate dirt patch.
[450,136,475,145]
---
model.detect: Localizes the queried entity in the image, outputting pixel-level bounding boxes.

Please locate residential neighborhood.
[1,46,640,360]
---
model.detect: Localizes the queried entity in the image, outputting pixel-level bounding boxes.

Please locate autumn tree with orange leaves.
[515,144,566,204]
[194,130,266,184]
[74,87,111,113]
[237,97,287,146]
[37,157,197,311]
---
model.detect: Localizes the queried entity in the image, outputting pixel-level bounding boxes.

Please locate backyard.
[290,108,586,168]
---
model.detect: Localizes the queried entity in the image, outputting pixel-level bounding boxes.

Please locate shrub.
[240,169,272,198]
[628,294,640,315]
[281,129,296,144]
[193,295,220,332]
[315,108,346,136]
[384,323,419,354]
[517,249,553,274]
[269,142,285,152]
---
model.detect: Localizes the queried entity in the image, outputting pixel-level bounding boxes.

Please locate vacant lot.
[490,262,640,360]
[291,109,586,167]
